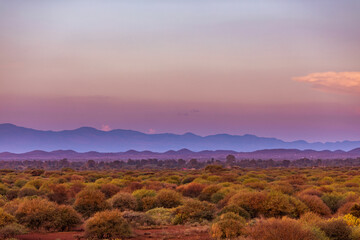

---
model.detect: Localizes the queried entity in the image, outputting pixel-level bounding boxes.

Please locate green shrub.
[0,208,15,227]
[85,209,132,239]
[18,187,39,198]
[53,205,82,231]
[219,204,250,219]
[173,199,215,224]
[199,185,221,202]
[132,189,157,211]
[318,219,352,240]
[122,210,156,226]
[321,193,345,213]
[146,207,174,225]
[211,212,246,239]
[0,183,8,196]
[0,223,28,239]
[109,192,137,211]
[156,189,182,208]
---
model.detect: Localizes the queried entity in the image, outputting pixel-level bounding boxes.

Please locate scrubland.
[1,166,360,239]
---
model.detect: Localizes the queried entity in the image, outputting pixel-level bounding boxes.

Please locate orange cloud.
[293,72,360,94]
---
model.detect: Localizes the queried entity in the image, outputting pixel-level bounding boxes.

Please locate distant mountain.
[1,148,360,161]
[0,123,360,153]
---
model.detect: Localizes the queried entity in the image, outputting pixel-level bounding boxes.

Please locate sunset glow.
[1,0,359,142]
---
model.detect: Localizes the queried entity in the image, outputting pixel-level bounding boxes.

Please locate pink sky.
[0,1,359,142]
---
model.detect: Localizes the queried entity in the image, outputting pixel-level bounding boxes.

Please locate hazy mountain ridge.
[1,148,360,161]
[1,123,360,153]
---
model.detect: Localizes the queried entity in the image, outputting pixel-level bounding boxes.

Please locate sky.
[0,0,359,142]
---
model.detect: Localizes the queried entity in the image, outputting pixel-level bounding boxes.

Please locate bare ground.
[16,225,211,240]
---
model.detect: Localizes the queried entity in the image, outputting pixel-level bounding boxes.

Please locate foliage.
[146,207,174,225]
[318,219,352,240]
[109,192,137,211]
[122,210,156,226]
[173,199,215,224]
[0,223,28,239]
[246,217,316,240]
[85,209,132,239]
[156,189,182,208]
[211,212,246,239]
[74,188,109,218]
[0,208,15,227]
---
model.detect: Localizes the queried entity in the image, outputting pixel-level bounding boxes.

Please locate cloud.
[293,72,360,94]
[100,124,111,131]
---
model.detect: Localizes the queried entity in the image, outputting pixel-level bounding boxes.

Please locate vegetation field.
[2,166,360,239]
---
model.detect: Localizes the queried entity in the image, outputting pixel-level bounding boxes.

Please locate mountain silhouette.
[0,123,359,153]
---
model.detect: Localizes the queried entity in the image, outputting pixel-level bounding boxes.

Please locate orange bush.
[298,194,331,216]
[177,182,205,198]
[246,217,315,240]
[74,188,109,218]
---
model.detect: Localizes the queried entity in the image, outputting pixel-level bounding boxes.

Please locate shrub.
[219,204,251,219]
[74,188,109,218]
[18,187,39,198]
[146,207,174,225]
[321,192,345,213]
[350,204,360,218]
[318,219,352,240]
[177,182,205,198]
[0,208,15,227]
[100,183,120,199]
[47,184,69,204]
[338,202,356,215]
[132,189,157,211]
[6,189,19,201]
[0,223,28,239]
[211,212,246,239]
[85,209,131,239]
[53,205,82,231]
[109,192,137,211]
[156,189,182,208]
[263,192,308,218]
[300,212,323,226]
[141,196,158,211]
[228,191,268,218]
[199,185,221,201]
[246,217,316,240]
[15,198,57,230]
[299,194,331,216]
[211,191,226,204]
[122,210,156,226]
[0,183,8,196]
[3,199,22,216]
[14,198,79,231]
[173,199,215,224]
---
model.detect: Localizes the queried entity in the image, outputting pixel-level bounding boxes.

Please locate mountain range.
[1,123,360,153]
[1,148,360,161]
